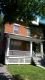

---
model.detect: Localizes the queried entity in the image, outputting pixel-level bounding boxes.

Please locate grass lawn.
[6,65,45,80]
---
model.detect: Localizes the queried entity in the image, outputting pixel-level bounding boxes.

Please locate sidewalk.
[0,64,14,80]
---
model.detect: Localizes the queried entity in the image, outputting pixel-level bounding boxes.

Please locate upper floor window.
[27,28,31,36]
[14,24,20,34]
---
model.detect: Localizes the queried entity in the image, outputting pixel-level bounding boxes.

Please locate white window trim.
[14,23,20,26]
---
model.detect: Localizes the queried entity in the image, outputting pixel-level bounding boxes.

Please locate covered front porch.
[5,33,44,64]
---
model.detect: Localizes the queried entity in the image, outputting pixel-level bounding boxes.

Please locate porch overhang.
[5,33,45,43]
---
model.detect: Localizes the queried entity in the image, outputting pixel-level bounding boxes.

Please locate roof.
[5,32,45,43]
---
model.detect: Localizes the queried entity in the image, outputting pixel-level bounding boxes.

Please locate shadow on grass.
[13,74,23,80]
[0,73,13,80]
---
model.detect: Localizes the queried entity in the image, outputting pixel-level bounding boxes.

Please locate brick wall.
[18,24,27,36]
[4,21,28,36]
[4,23,14,33]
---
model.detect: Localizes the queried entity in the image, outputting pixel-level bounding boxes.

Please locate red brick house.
[0,20,44,64]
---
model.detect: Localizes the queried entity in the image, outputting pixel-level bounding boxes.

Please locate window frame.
[27,28,31,36]
[14,23,20,34]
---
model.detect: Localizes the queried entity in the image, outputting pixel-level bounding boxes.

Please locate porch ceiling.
[5,33,44,43]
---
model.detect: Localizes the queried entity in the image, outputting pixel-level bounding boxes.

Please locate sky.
[40,19,45,24]
[36,15,45,24]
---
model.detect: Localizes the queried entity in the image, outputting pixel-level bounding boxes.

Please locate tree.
[1,0,45,24]
[30,25,43,38]
[0,14,3,32]
[40,0,45,19]
[1,0,45,38]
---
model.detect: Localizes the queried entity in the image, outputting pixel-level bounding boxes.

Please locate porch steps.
[32,53,45,68]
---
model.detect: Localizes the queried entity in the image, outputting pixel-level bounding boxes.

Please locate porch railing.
[9,50,30,56]
[5,50,31,64]
[5,50,44,65]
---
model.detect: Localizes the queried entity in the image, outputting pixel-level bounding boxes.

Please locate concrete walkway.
[0,64,14,80]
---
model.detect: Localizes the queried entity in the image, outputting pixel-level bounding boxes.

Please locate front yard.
[6,65,45,80]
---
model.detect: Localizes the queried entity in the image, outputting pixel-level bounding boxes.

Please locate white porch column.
[6,37,10,56]
[40,42,43,58]
[5,37,10,64]
[30,41,33,57]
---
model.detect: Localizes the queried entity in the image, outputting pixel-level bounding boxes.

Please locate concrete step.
[33,57,45,67]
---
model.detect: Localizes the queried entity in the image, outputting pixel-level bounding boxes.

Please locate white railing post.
[30,41,33,64]
[24,56,25,63]
[30,41,33,57]
[40,42,43,58]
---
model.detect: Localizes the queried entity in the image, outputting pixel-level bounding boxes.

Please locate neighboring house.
[0,20,44,64]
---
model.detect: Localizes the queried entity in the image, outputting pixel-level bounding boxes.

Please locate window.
[27,29,31,36]
[14,24,19,34]
[10,40,22,50]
